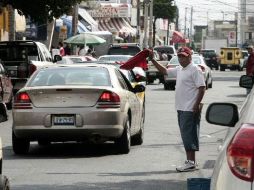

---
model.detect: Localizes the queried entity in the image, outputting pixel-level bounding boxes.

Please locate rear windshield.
[108,46,141,56]
[0,44,39,65]
[28,67,111,87]
[99,56,132,62]
[168,56,201,65]
[154,47,175,54]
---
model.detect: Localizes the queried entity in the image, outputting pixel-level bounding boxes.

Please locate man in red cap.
[149,46,206,172]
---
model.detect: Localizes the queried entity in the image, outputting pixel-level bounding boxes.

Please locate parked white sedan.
[164,55,213,90]
[206,75,254,190]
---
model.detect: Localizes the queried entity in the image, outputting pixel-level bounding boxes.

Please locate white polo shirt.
[167,63,205,111]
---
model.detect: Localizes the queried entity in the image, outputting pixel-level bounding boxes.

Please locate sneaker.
[176,160,198,172]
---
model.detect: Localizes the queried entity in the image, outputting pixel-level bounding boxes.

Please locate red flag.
[120,49,151,70]
[172,31,184,43]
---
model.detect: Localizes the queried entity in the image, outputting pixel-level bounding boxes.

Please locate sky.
[174,0,239,32]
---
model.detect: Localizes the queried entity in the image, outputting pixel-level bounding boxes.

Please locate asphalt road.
[0,70,247,190]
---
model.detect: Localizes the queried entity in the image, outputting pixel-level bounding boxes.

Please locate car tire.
[5,93,13,110]
[115,117,131,154]
[12,131,30,155]
[164,83,170,90]
[0,159,2,175]
[147,78,154,84]
[132,105,145,145]
[0,175,10,190]
[208,80,213,88]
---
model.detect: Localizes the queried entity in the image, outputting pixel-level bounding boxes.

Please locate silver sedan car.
[12,64,145,154]
[206,75,254,190]
[164,55,213,90]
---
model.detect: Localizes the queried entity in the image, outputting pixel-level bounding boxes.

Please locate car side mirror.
[134,84,145,93]
[239,75,253,89]
[206,103,239,127]
[53,55,62,63]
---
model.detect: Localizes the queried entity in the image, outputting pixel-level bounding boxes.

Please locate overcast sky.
[175,0,239,32]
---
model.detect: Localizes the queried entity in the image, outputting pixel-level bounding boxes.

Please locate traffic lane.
[0,70,247,190]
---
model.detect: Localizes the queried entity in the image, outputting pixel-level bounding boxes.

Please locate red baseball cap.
[177,47,192,57]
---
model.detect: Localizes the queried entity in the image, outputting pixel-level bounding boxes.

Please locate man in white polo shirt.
[149,46,206,172]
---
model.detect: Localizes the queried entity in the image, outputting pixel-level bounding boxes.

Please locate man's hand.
[148,49,154,61]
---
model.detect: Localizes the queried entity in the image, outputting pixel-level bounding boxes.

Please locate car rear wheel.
[115,117,131,154]
[0,175,10,190]
[12,131,30,154]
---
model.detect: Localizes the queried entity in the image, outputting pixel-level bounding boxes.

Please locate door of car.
[0,64,12,103]
[115,70,141,134]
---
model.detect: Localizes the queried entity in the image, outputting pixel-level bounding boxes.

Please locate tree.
[1,0,82,23]
[153,0,177,46]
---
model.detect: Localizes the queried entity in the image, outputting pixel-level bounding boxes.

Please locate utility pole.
[190,6,193,41]
[235,12,238,47]
[72,4,79,37]
[143,1,149,49]
[184,7,187,37]
[8,5,15,41]
[136,0,140,44]
[148,0,153,48]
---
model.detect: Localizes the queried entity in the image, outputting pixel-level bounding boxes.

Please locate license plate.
[53,115,75,125]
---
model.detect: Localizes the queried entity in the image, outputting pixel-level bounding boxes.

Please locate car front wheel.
[12,131,30,155]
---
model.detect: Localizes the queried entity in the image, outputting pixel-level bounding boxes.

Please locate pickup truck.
[0,40,56,94]
[146,60,168,84]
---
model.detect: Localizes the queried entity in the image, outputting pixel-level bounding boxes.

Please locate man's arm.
[193,86,206,113]
[150,59,168,75]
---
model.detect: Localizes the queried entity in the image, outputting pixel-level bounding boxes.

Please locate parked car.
[0,138,10,190]
[0,40,56,94]
[239,50,249,69]
[205,75,254,190]
[153,45,177,61]
[164,55,213,90]
[0,63,12,122]
[107,43,141,56]
[12,64,145,154]
[200,49,219,70]
[56,55,97,64]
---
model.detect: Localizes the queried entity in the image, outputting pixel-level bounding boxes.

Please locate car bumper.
[13,107,126,141]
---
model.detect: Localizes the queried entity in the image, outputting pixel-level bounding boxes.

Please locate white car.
[98,55,133,63]
[164,55,213,90]
[56,55,97,64]
[206,75,254,190]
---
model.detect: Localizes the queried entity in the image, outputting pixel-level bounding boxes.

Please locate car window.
[99,56,132,62]
[192,57,201,64]
[28,67,111,87]
[154,47,175,54]
[108,46,141,56]
[168,56,179,64]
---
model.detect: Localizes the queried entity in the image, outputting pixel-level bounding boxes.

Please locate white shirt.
[167,63,205,111]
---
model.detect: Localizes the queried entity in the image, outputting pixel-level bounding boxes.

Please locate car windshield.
[154,47,175,54]
[108,46,140,56]
[99,56,132,62]
[168,56,202,65]
[0,44,39,64]
[28,67,111,87]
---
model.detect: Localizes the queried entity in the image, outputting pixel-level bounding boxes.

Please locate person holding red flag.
[148,47,206,172]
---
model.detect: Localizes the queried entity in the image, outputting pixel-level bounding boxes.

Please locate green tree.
[153,0,177,46]
[1,0,82,23]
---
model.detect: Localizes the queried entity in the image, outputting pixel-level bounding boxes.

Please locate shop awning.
[98,18,136,37]
[78,8,98,31]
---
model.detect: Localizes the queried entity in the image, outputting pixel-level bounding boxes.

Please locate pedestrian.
[64,43,71,55]
[78,45,86,56]
[58,42,65,56]
[149,46,206,172]
[245,45,254,94]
